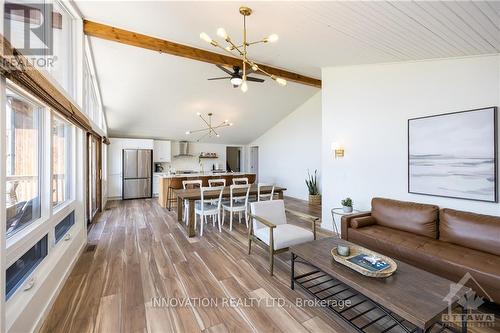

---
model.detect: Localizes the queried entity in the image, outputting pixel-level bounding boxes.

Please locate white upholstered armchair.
[248,200,319,276]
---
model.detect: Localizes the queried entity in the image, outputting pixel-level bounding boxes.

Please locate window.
[49,1,74,95]
[51,114,72,207]
[5,89,42,238]
[54,211,75,243]
[6,235,48,300]
[83,53,104,130]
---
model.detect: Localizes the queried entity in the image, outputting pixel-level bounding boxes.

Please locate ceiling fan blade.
[216,64,234,76]
[246,76,265,83]
[207,77,232,80]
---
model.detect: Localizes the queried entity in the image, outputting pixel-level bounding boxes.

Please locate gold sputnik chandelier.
[185,112,233,141]
[200,6,287,93]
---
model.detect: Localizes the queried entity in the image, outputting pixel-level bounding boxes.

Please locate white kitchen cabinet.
[152,175,160,196]
[153,140,171,162]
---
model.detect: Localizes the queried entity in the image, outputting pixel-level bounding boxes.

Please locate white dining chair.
[195,186,224,236]
[208,178,226,219]
[182,180,202,224]
[258,183,275,201]
[222,184,251,231]
[232,177,249,185]
[232,177,249,202]
[208,178,226,187]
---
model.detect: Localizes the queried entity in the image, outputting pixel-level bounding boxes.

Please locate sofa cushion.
[350,216,376,229]
[371,197,439,238]
[348,225,500,303]
[440,208,500,256]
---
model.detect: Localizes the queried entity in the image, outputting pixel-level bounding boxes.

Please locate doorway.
[226,146,241,172]
[249,146,258,182]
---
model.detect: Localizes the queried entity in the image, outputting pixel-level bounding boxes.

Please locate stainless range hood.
[174,141,194,157]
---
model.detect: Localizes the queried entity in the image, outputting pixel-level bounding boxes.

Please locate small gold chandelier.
[185,112,233,141]
[200,6,287,93]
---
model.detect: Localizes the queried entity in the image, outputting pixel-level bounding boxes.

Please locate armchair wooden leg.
[269,228,274,276]
[269,248,274,276]
[248,237,252,254]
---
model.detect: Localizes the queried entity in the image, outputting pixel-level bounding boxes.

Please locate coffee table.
[290,237,467,333]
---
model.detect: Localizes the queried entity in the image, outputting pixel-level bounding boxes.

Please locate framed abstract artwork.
[408,107,497,202]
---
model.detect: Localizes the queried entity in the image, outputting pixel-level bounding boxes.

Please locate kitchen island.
[158,172,256,208]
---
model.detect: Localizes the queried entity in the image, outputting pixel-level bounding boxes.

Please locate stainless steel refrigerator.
[122,149,152,199]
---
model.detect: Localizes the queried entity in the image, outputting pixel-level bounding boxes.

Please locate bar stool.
[167,177,184,211]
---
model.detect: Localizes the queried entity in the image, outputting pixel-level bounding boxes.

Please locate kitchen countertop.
[155,172,255,178]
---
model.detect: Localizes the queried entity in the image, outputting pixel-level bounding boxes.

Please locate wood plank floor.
[40,197,499,333]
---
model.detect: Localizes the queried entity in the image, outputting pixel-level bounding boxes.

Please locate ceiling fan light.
[230,77,243,86]
[241,81,248,93]
[266,34,279,43]
[217,27,228,40]
[276,77,287,86]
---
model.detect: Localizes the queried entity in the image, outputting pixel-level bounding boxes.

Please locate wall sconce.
[332,142,344,159]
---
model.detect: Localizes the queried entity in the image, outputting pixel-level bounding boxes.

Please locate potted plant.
[341,197,353,213]
[306,169,321,205]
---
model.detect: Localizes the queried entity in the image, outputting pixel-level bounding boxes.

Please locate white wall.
[321,55,500,230]
[251,92,322,200]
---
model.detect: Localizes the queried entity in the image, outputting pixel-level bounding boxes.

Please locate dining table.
[174,185,287,237]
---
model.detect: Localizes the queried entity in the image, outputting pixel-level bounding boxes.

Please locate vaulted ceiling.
[76,1,500,143]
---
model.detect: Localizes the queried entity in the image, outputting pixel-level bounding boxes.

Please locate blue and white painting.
[409,107,497,202]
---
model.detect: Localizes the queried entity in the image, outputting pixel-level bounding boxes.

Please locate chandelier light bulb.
[266,34,279,43]
[225,46,234,52]
[241,81,248,93]
[196,112,201,116]
[224,119,229,123]
[229,123,234,126]
[276,77,287,86]
[200,32,212,43]
[216,134,220,137]
[185,131,190,135]
[217,27,228,40]
[251,64,258,71]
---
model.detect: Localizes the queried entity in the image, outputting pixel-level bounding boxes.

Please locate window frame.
[51,113,73,210]
[4,85,46,240]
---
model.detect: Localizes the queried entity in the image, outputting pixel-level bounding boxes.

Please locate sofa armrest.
[340,212,371,240]
[351,216,376,229]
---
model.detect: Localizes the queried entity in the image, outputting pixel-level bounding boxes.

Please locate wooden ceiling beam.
[83,20,321,88]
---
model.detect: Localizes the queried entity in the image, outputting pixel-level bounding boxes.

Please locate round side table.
[331,207,361,238]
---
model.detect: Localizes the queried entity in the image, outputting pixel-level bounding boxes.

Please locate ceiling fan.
[208,64,264,88]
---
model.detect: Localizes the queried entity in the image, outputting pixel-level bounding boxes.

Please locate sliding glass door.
[88,134,101,224]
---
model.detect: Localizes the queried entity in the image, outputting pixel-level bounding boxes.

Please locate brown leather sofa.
[341,197,500,304]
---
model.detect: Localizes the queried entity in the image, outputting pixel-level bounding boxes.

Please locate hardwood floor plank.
[248,288,309,333]
[94,294,121,333]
